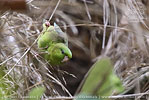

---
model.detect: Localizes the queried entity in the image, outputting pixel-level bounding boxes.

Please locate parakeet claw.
[61,56,69,63]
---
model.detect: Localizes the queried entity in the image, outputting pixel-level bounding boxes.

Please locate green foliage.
[78,57,124,99]
[109,74,124,93]
[28,86,45,100]
[0,65,18,100]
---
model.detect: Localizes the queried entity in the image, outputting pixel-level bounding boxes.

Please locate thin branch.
[1,36,38,80]
[49,0,61,21]
[102,0,109,49]
[83,0,92,20]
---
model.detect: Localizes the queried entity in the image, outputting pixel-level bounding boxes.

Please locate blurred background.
[0,0,149,99]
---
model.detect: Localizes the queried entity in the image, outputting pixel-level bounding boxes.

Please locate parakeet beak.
[61,56,69,63]
[45,20,50,27]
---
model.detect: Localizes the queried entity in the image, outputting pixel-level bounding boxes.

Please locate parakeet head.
[38,22,57,49]
[46,43,72,65]
[42,20,51,31]
[42,21,57,33]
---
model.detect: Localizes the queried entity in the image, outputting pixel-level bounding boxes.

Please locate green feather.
[45,43,72,65]
[37,22,72,65]
[54,23,68,46]
[38,22,68,49]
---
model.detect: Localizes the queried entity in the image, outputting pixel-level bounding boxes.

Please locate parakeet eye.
[61,49,65,54]
[45,20,50,27]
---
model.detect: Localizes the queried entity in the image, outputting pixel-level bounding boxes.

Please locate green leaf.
[80,57,112,95]
[78,57,124,97]
[109,74,124,93]
[28,86,45,100]
[0,65,18,99]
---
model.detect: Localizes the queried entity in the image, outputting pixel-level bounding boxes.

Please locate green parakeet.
[45,43,72,65]
[37,21,72,65]
[38,21,68,49]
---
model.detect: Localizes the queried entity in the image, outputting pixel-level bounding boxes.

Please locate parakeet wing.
[54,23,68,46]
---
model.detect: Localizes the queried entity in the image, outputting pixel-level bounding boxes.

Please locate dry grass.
[0,0,149,99]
